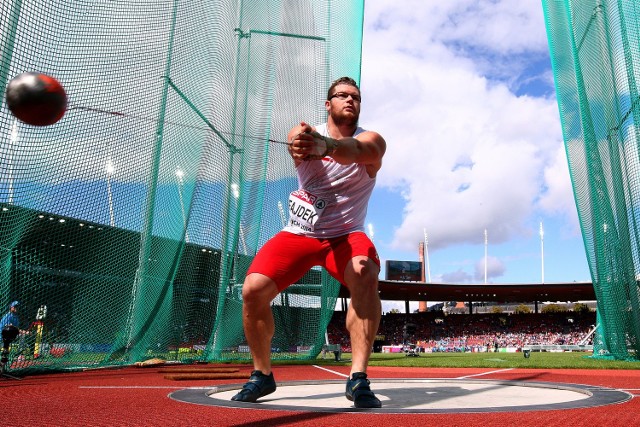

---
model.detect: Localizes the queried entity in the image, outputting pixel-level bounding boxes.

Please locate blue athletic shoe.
[231,370,277,403]
[345,372,382,408]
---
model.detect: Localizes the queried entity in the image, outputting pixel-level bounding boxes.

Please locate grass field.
[29,349,640,373]
[275,351,640,370]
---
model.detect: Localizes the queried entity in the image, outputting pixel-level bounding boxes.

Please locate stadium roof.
[339,280,596,303]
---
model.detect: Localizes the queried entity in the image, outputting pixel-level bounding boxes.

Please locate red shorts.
[246,231,380,291]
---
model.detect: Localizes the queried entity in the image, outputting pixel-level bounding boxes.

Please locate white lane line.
[312,365,349,378]
[456,368,515,379]
[79,386,212,389]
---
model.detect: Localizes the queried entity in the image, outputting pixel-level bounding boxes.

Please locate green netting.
[543,0,640,360]
[0,0,364,373]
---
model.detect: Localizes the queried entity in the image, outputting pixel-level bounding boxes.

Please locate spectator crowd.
[326,310,596,353]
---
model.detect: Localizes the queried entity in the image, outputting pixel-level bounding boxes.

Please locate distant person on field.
[0,301,22,332]
[0,301,28,348]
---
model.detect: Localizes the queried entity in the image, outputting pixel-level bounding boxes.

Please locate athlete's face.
[326,84,361,126]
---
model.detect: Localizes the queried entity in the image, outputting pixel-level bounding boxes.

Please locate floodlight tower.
[423,228,431,283]
[231,183,247,255]
[277,201,287,228]
[175,167,189,242]
[7,119,18,204]
[106,159,115,227]
[540,221,545,283]
[484,229,488,284]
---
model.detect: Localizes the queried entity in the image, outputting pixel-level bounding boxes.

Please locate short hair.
[327,77,359,100]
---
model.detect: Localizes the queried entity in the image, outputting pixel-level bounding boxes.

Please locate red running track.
[1,364,638,426]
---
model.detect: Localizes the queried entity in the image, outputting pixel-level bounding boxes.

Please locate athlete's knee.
[242,273,279,303]
[344,257,379,289]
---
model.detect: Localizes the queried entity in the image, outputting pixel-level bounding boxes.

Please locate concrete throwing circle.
[169,378,632,414]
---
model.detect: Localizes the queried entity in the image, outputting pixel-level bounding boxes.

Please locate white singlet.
[283,123,375,238]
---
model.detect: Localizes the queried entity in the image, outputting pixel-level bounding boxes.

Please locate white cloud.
[360,0,570,258]
[537,144,581,234]
[474,255,506,282]
[442,268,473,284]
[433,1,548,53]
[381,300,420,315]
[363,1,548,58]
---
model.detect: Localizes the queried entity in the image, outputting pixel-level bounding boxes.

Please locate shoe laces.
[350,374,371,392]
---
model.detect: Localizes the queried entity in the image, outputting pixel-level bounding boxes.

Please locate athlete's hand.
[288,122,316,161]
[304,131,338,160]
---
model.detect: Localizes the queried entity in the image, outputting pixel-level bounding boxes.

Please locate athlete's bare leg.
[242,272,280,374]
[343,255,381,375]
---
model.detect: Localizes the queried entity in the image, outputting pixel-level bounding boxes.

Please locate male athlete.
[232,77,386,408]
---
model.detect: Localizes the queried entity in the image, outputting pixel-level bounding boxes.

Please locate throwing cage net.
[0,0,364,373]
[543,0,640,360]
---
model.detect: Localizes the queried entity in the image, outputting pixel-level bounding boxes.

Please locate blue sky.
[357,1,591,310]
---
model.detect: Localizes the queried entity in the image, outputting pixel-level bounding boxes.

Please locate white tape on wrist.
[324,137,338,156]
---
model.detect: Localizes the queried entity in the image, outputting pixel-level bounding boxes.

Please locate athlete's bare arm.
[287,121,386,177]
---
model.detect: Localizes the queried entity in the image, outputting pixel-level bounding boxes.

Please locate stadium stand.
[328,310,597,354]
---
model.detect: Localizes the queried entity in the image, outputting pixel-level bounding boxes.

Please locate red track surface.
[2,365,638,426]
